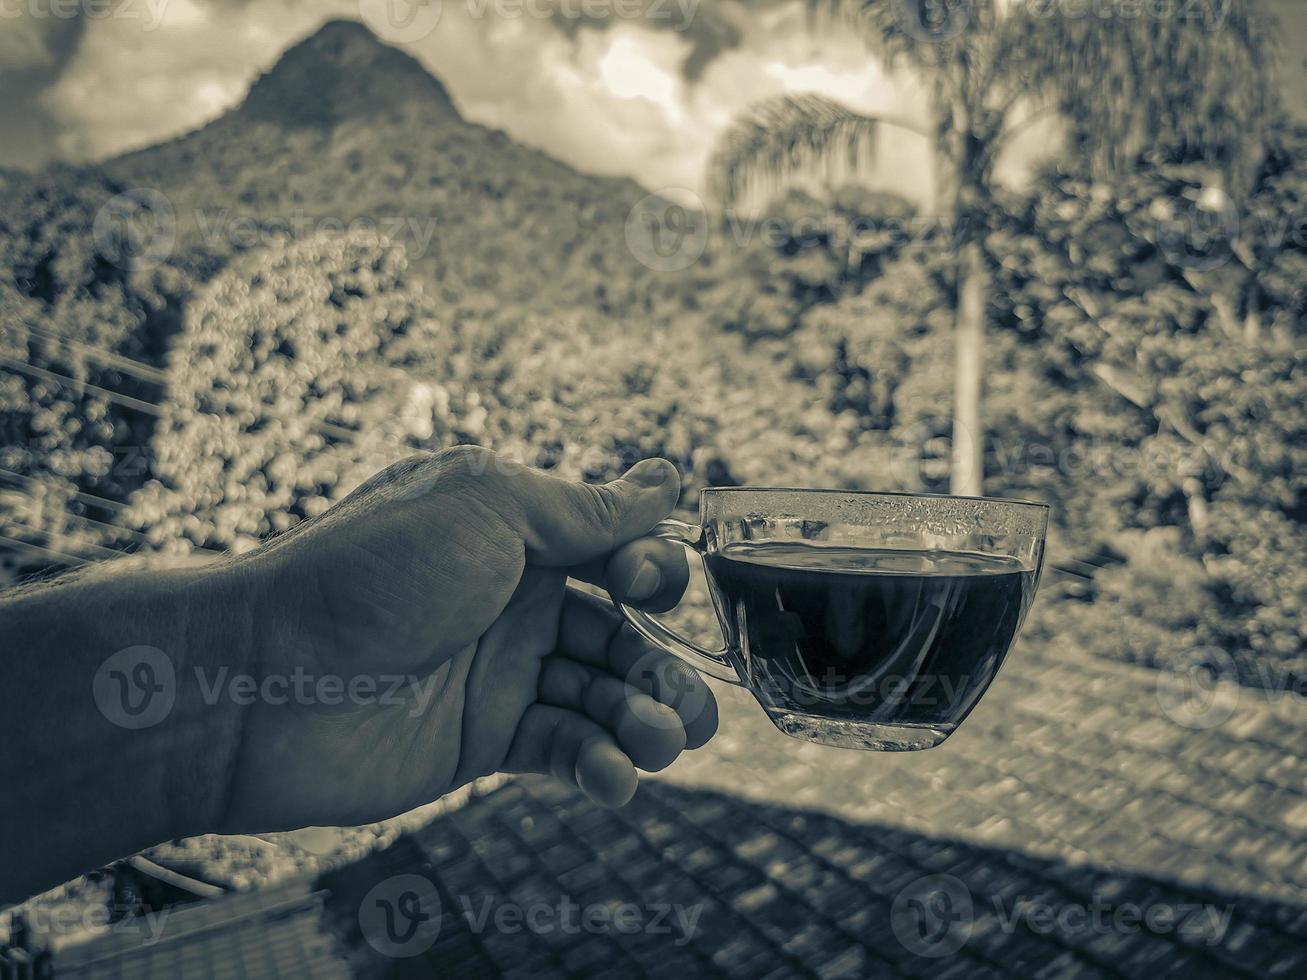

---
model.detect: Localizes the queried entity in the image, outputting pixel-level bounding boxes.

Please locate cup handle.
[618,519,741,685]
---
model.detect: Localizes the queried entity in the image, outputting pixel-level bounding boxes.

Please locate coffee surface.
[704,542,1035,730]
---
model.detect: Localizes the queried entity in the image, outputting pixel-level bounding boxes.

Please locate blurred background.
[2,1,1306,977]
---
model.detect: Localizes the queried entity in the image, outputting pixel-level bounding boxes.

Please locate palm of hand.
[212,451,715,834]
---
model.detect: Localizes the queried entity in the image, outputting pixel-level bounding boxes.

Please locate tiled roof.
[38,639,1307,978]
[50,882,351,980]
[315,639,1307,978]
[319,774,1307,979]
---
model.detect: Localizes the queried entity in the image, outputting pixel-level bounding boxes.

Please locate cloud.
[10,0,1300,200]
[392,1,939,202]
[36,0,335,161]
[0,16,57,70]
[0,13,86,168]
[544,0,790,81]
[7,0,942,204]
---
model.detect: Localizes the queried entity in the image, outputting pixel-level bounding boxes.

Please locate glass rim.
[700,486,1050,511]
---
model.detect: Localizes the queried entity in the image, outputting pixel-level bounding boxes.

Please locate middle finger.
[555,589,719,749]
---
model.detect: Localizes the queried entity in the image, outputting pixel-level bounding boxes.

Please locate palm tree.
[709,0,1276,496]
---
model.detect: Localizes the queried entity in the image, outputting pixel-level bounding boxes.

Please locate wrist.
[156,557,261,839]
[82,556,261,842]
[0,557,259,900]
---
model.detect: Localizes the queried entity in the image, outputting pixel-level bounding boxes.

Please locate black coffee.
[703,542,1035,747]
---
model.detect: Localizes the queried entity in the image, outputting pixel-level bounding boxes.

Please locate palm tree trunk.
[1244,280,1261,343]
[951,238,986,497]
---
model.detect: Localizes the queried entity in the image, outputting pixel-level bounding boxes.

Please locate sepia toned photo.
[1,1,1304,977]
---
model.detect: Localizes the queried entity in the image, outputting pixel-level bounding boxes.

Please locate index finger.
[569,536,691,613]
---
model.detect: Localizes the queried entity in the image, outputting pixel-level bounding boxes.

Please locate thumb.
[511,458,681,567]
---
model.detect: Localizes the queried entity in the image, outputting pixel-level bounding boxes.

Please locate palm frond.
[708,94,922,210]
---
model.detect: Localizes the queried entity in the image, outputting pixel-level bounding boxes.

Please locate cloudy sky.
[2,0,1304,205]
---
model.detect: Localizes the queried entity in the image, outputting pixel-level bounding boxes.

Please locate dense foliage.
[985,129,1307,684]
[105,21,658,317]
[0,167,196,570]
[3,23,1303,687]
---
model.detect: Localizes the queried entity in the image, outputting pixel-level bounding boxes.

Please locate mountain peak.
[238,19,458,128]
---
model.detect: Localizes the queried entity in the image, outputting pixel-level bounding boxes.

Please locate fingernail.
[624,459,669,488]
[624,558,661,600]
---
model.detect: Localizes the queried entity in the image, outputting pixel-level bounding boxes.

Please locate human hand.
[205,447,718,833]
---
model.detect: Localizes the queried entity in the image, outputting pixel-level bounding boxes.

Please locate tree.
[125,232,452,554]
[0,167,196,569]
[709,0,1276,495]
[989,133,1307,682]
[698,185,917,340]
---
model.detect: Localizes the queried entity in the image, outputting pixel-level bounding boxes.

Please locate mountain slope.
[239,19,459,127]
[104,19,660,313]
[1,18,680,574]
